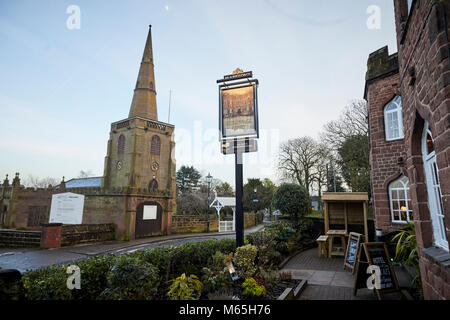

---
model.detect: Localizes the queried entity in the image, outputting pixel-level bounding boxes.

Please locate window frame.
[384,96,404,141]
[389,175,413,224]
[422,121,448,251]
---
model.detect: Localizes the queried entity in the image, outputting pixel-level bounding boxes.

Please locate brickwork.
[0,229,41,248]
[170,212,263,234]
[61,223,115,246]
[171,215,219,233]
[40,223,62,249]
[365,47,408,233]
[366,0,450,300]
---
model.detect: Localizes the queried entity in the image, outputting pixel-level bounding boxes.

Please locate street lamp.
[206,173,213,233]
[253,187,258,225]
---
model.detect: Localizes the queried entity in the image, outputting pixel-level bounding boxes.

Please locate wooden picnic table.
[327,229,348,258]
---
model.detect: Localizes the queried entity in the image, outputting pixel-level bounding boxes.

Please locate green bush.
[246,231,281,268]
[72,254,117,300]
[272,183,311,222]
[99,255,160,300]
[233,244,257,279]
[167,273,203,300]
[201,251,230,295]
[241,278,266,299]
[20,238,236,300]
[22,265,73,300]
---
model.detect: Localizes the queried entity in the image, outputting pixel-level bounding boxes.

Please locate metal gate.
[135,201,163,238]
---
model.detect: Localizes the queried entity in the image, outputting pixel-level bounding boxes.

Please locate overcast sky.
[0,0,398,187]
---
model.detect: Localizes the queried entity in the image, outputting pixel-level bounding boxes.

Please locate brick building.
[1,26,177,241]
[366,0,449,299]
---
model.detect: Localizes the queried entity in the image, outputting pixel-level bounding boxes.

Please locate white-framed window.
[389,175,413,223]
[384,96,404,141]
[422,121,448,251]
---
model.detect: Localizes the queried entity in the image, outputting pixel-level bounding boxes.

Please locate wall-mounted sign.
[143,205,157,220]
[49,192,84,225]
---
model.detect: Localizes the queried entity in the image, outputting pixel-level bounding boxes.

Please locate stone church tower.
[102,25,176,196]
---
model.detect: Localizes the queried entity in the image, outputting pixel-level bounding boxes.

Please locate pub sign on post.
[218,68,259,147]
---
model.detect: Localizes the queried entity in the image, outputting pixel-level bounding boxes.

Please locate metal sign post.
[217,68,259,248]
[235,152,244,247]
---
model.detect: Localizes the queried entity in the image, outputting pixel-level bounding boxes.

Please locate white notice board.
[49,193,85,225]
[143,205,157,220]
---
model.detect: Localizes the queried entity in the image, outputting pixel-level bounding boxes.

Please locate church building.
[1,26,177,241]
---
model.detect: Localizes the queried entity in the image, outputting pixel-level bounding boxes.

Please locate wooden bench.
[316,235,329,258]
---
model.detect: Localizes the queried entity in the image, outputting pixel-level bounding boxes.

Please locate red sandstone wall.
[367,71,409,233]
[393,0,450,300]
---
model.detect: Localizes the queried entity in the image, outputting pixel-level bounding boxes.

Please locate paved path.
[281,248,412,300]
[0,224,264,272]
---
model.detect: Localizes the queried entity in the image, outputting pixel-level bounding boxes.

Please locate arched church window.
[151,135,161,155]
[389,175,413,223]
[118,135,125,155]
[384,96,404,141]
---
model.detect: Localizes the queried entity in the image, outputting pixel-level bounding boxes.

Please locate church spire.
[128,25,158,120]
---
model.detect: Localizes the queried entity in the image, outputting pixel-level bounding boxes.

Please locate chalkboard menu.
[344,232,363,273]
[353,242,399,300]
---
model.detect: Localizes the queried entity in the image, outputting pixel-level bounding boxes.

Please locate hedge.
[21,238,236,300]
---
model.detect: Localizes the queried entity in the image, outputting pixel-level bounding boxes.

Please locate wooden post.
[363,201,369,242]
[324,201,329,234]
[344,202,348,234]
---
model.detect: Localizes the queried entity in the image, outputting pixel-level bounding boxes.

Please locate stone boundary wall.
[171,212,264,234]
[0,229,41,248]
[171,215,219,233]
[61,224,115,246]
[0,224,115,248]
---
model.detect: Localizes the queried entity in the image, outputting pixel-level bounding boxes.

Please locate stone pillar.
[40,223,63,249]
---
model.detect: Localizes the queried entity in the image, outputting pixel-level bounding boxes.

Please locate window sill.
[391,220,410,224]
[385,137,405,142]
[422,246,450,269]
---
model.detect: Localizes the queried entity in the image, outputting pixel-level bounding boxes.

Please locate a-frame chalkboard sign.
[344,232,363,274]
[353,242,400,300]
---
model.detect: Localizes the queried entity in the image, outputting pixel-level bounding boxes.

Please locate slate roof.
[63,177,103,188]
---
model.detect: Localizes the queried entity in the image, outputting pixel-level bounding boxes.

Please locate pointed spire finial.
[128,26,158,120]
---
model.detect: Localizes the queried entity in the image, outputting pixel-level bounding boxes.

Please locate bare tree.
[322,99,368,150]
[24,175,60,189]
[278,136,323,194]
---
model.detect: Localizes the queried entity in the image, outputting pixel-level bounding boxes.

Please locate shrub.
[201,251,230,295]
[272,183,311,223]
[72,254,117,300]
[233,244,257,279]
[99,255,160,300]
[246,231,281,268]
[257,268,279,287]
[167,273,203,300]
[20,238,236,300]
[22,265,73,300]
[241,278,266,299]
